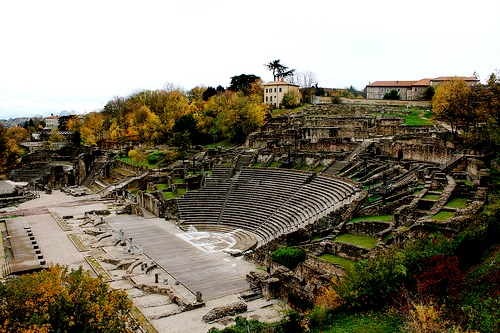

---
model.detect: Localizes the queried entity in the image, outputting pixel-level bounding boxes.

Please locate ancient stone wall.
[296,138,358,153]
[345,221,391,236]
[164,199,179,220]
[376,140,452,163]
[137,191,163,217]
[113,160,144,175]
[324,241,371,261]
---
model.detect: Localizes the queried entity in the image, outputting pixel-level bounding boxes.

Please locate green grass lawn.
[289,104,310,114]
[431,210,455,221]
[445,197,468,209]
[318,254,356,271]
[320,310,403,333]
[271,108,288,116]
[253,162,264,167]
[491,169,500,185]
[422,194,440,200]
[364,182,381,189]
[334,234,378,249]
[382,233,393,243]
[457,179,474,186]
[268,161,279,168]
[84,256,113,282]
[371,109,433,126]
[299,165,310,171]
[116,156,156,169]
[173,178,184,184]
[204,139,235,149]
[155,183,169,191]
[163,191,176,199]
[348,215,393,223]
[366,195,382,204]
[68,234,88,252]
[313,165,325,173]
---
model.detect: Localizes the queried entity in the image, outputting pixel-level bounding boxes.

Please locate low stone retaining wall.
[202,301,247,323]
[345,220,391,237]
[324,241,371,261]
[133,283,203,311]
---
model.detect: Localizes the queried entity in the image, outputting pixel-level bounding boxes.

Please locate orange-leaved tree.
[0,265,138,333]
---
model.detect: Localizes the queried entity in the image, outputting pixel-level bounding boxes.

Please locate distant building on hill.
[44,114,60,129]
[366,76,479,101]
[263,79,300,108]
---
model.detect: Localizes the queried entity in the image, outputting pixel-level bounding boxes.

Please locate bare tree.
[295,71,318,88]
[163,81,184,92]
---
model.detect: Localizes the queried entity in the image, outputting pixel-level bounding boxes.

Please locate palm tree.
[265,59,295,81]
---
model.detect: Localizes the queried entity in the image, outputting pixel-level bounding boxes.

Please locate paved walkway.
[106,215,252,300]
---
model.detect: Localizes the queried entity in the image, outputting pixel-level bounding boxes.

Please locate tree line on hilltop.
[1,66,498,174]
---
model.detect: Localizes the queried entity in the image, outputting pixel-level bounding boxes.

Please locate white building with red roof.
[263,79,300,108]
[366,76,479,101]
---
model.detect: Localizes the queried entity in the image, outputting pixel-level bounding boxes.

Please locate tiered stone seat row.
[177,167,361,247]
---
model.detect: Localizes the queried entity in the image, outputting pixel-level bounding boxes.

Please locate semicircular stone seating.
[177,166,360,248]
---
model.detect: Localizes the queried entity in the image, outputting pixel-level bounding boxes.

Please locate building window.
[265,88,268,93]
[266,96,268,102]
[274,88,276,92]
[279,88,282,92]
[270,96,272,101]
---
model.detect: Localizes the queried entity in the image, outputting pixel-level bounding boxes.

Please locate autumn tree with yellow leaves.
[432,78,485,138]
[0,124,30,172]
[0,265,138,333]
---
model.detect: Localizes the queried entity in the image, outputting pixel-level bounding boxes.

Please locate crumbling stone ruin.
[3,102,494,321]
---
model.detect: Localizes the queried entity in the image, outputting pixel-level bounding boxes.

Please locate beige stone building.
[366,76,479,101]
[366,81,416,100]
[429,76,479,88]
[264,79,300,108]
[44,115,60,129]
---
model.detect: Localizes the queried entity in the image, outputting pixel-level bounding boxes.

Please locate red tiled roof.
[264,80,299,87]
[432,76,478,82]
[367,81,417,87]
[412,78,431,86]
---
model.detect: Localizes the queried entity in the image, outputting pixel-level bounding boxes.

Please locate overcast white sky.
[0,0,498,119]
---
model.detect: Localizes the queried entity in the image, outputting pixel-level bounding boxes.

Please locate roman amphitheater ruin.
[0,103,492,331]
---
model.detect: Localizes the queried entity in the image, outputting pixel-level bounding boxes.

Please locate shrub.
[147,152,163,165]
[270,247,306,270]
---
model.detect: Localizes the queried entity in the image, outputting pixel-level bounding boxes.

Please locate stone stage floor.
[105,215,253,300]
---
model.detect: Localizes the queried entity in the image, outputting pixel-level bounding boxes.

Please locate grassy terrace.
[131,306,159,333]
[348,215,393,223]
[68,234,88,252]
[163,187,186,199]
[445,197,468,209]
[268,161,279,168]
[334,234,378,249]
[155,183,169,191]
[84,256,113,282]
[318,253,356,271]
[312,164,325,173]
[372,108,433,126]
[491,168,500,185]
[432,210,455,221]
[323,310,403,333]
[422,194,441,200]
[116,156,156,169]
[51,212,71,231]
